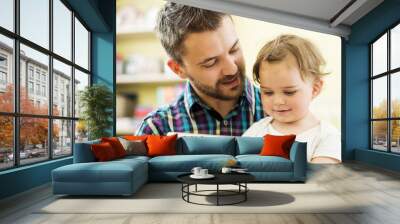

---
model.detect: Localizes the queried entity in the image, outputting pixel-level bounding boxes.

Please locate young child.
[243,34,341,164]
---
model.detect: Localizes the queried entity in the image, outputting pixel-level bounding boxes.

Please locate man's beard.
[187,65,246,101]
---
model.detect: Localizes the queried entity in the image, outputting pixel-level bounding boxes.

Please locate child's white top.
[242,117,341,162]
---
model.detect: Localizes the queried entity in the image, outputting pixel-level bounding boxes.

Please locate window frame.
[370,20,400,154]
[0,0,92,171]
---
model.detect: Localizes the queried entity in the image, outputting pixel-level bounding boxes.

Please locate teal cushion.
[52,159,146,183]
[236,155,293,172]
[148,154,235,172]
[235,137,263,155]
[177,136,236,155]
[73,139,101,163]
[117,155,150,162]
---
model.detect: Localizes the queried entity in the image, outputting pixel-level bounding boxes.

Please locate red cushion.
[146,134,177,157]
[260,134,296,159]
[123,135,148,141]
[91,142,118,161]
[101,137,126,158]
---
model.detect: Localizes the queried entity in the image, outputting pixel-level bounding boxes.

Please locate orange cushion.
[91,142,118,161]
[123,135,148,141]
[101,137,126,158]
[146,134,177,157]
[260,134,296,159]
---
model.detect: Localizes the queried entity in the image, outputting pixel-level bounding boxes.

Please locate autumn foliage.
[372,99,400,141]
[0,84,59,149]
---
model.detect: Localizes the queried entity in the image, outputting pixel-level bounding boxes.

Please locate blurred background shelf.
[116,117,142,135]
[117,26,156,38]
[116,0,185,136]
[116,74,185,84]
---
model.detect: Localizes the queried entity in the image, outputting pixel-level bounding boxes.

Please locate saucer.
[190,174,215,179]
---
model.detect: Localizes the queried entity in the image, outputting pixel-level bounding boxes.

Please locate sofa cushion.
[91,142,118,161]
[73,139,100,163]
[147,134,178,157]
[260,134,296,159]
[177,136,236,155]
[148,154,235,172]
[118,138,147,156]
[236,155,293,172]
[101,137,127,158]
[123,135,148,141]
[52,159,146,183]
[114,155,150,164]
[235,137,263,155]
[52,158,149,195]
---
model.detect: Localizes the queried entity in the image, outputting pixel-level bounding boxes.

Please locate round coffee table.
[177,172,255,206]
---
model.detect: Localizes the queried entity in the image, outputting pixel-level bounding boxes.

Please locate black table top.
[177,172,255,185]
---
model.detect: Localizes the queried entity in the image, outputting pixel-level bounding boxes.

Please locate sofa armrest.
[73,140,100,163]
[289,141,307,181]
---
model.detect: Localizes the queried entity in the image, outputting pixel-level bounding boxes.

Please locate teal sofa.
[52,136,307,196]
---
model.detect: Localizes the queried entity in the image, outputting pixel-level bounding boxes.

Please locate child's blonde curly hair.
[253,34,328,84]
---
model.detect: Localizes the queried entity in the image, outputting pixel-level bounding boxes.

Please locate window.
[55,89,58,97]
[0,71,6,85]
[42,85,46,97]
[20,0,49,49]
[0,54,7,67]
[28,67,34,80]
[75,18,89,70]
[53,0,72,60]
[35,70,40,81]
[53,59,72,117]
[371,23,400,154]
[0,0,91,170]
[41,73,46,83]
[0,54,7,86]
[28,81,34,94]
[35,83,40,95]
[0,34,13,113]
[0,0,14,32]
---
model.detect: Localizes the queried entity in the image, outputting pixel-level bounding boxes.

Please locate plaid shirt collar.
[183,78,255,118]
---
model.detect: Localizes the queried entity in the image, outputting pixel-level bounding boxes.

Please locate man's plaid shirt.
[135,79,264,136]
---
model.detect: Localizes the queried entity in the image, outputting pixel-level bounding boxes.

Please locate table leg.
[181,184,183,200]
[217,184,219,206]
[245,183,247,201]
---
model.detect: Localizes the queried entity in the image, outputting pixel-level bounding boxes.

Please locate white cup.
[191,167,202,176]
[200,169,208,176]
[221,167,232,174]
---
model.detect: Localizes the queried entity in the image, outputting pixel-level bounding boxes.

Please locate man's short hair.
[156,2,228,64]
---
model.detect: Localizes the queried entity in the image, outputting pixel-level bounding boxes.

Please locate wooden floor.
[1,161,400,224]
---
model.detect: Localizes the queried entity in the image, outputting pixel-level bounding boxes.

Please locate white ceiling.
[227,0,353,23]
[170,0,384,38]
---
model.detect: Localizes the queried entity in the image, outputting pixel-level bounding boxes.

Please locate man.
[136,2,264,136]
